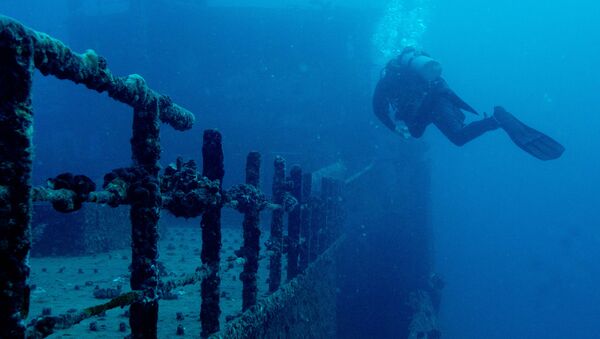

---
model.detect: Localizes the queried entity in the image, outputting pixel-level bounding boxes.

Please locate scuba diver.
[373,47,565,160]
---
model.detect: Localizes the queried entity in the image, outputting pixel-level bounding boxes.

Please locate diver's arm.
[372,79,396,132]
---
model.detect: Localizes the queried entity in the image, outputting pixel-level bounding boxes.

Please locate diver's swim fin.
[493,106,565,161]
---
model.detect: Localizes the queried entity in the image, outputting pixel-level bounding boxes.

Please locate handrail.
[0,15,345,339]
[0,15,194,131]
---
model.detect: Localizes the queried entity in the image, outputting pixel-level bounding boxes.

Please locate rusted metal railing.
[0,15,345,339]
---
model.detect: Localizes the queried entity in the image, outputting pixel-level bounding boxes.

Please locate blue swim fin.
[493,106,565,161]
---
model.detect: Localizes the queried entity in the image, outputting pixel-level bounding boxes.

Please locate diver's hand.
[394,125,411,139]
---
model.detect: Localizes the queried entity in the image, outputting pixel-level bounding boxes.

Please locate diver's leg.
[433,99,499,146]
[455,118,499,145]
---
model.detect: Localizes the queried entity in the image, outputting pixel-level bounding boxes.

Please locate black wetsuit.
[373,60,499,146]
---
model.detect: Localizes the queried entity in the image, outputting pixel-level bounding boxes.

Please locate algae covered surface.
[27,223,273,338]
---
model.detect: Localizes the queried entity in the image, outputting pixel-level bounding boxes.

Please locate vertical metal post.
[287,165,302,280]
[0,21,35,339]
[298,173,312,271]
[241,151,261,311]
[268,156,285,292]
[129,104,161,339]
[200,129,224,337]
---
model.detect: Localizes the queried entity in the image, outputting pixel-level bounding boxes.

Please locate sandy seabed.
[28,222,276,338]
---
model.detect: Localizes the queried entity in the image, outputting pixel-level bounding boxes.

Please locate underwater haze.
[2,0,600,338]
[427,1,600,338]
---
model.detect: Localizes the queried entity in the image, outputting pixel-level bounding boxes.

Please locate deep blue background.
[425,2,600,338]
[2,1,599,338]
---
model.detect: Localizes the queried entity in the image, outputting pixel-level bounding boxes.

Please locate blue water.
[426,2,600,338]
[2,1,599,338]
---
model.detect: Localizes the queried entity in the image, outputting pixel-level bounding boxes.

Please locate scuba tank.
[377,47,446,138]
[398,47,443,82]
[394,47,478,115]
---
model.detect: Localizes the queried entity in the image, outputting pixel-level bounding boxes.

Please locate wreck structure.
[1,7,440,338]
[0,15,347,339]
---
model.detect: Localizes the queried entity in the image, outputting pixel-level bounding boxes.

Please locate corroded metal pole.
[241,152,261,311]
[0,15,196,338]
[129,105,161,339]
[0,15,195,131]
[268,156,286,292]
[298,173,312,271]
[200,130,224,337]
[31,185,125,211]
[287,165,302,280]
[0,18,35,339]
